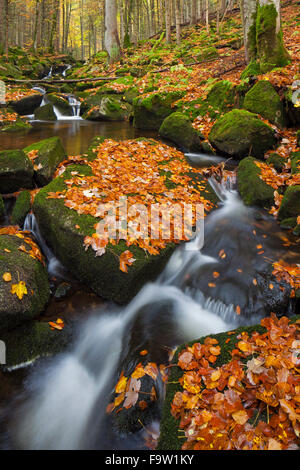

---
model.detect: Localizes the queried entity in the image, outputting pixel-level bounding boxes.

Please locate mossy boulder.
[83,94,132,121]
[10,93,43,116]
[46,93,73,116]
[278,185,300,221]
[34,103,57,121]
[0,234,50,332]
[0,319,73,370]
[209,109,278,160]
[32,165,175,304]
[206,80,236,114]
[11,190,31,227]
[266,153,286,172]
[133,91,183,130]
[159,112,202,152]
[243,80,285,127]
[240,61,262,80]
[23,136,66,186]
[290,152,300,175]
[0,107,32,132]
[0,149,34,194]
[237,156,274,208]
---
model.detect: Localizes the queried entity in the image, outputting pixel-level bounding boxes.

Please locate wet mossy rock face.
[33,165,175,304]
[0,319,74,370]
[0,234,50,332]
[23,136,66,186]
[34,103,57,121]
[209,109,278,160]
[243,80,285,128]
[46,93,73,116]
[237,156,274,208]
[10,93,43,116]
[83,94,132,121]
[278,185,300,221]
[0,196,4,222]
[0,107,32,133]
[158,317,300,450]
[159,112,203,152]
[133,91,183,130]
[11,190,31,227]
[0,149,34,194]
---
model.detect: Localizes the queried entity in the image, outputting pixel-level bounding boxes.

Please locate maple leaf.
[119,250,136,273]
[11,281,28,300]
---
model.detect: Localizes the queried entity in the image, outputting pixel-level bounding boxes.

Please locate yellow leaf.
[115,375,127,394]
[49,321,63,331]
[11,281,28,300]
[232,410,248,425]
[3,272,12,282]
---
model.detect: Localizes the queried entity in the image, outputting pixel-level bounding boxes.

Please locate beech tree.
[242,0,290,68]
[104,0,121,62]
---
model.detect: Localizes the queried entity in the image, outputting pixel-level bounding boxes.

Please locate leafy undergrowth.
[47,138,218,271]
[164,314,300,451]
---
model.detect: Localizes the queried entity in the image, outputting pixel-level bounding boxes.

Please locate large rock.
[10,93,43,116]
[237,157,275,208]
[23,136,66,186]
[0,234,50,332]
[278,185,300,221]
[34,103,57,121]
[0,149,34,194]
[159,112,203,152]
[209,109,278,160]
[32,164,175,305]
[11,190,31,227]
[243,80,285,128]
[133,91,183,130]
[46,93,73,116]
[0,107,32,132]
[83,94,132,121]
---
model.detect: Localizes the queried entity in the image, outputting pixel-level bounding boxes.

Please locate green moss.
[133,91,183,130]
[206,80,236,113]
[11,190,31,227]
[23,136,66,186]
[0,234,50,332]
[46,93,72,116]
[290,151,300,174]
[243,80,285,127]
[158,316,300,450]
[33,164,175,304]
[34,103,57,121]
[280,217,297,230]
[0,149,34,194]
[256,4,290,67]
[0,320,73,370]
[266,153,285,171]
[237,156,274,208]
[159,112,202,152]
[240,61,261,80]
[278,185,300,221]
[209,109,278,160]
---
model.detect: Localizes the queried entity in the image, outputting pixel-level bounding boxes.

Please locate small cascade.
[67,96,81,118]
[23,213,68,280]
[62,65,72,77]
[43,66,53,80]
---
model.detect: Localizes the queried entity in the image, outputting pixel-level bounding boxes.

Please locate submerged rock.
[0,149,34,194]
[0,234,50,332]
[209,109,278,160]
[23,136,66,186]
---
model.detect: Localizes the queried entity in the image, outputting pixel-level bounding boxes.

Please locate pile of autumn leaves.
[171,314,300,450]
[49,139,215,272]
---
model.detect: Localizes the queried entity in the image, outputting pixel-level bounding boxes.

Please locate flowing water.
[1,176,298,450]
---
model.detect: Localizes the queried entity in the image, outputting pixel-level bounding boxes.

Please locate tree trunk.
[175,0,181,45]
[105,0,121,62]
[242,0,290,67]
[165,0,171,43]
[190,0,197,24]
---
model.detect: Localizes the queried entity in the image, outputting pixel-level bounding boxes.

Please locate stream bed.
[0,119,299,450]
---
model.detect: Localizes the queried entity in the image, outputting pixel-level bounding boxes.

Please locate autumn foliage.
[170,315,300,450]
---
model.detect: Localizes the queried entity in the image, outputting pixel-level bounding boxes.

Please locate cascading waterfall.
[12,177,296,450]
[12,179,248,450]
[67,96,82,118]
